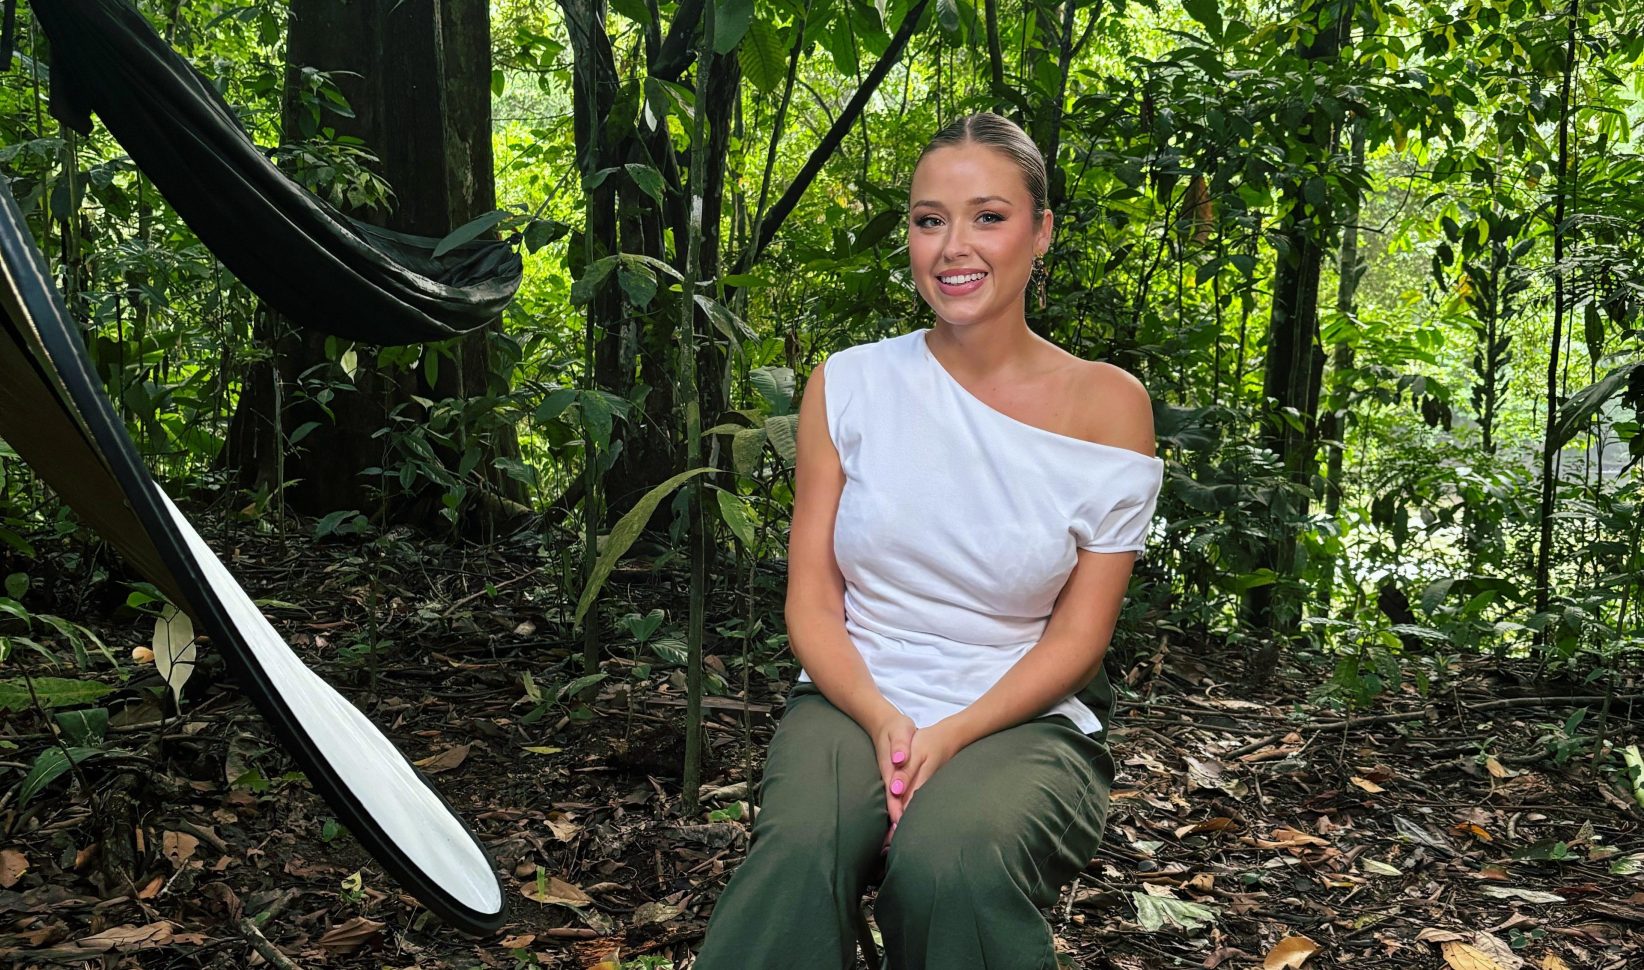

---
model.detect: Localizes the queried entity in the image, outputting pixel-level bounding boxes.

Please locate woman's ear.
[1037,209,1055,252]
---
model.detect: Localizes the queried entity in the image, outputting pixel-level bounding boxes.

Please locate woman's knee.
[751,695,886,846]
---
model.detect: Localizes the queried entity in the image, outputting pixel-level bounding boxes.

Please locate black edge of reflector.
[0,179,507,935]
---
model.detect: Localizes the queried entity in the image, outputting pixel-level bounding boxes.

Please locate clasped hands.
[869,707,965,855]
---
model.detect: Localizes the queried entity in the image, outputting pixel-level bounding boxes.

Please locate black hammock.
[0,177,506,935]
[16,0,521,346]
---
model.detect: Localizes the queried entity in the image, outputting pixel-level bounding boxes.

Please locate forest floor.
[0,513,1641,970]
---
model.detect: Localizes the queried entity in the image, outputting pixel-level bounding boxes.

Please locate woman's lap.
[766,681,1115,898]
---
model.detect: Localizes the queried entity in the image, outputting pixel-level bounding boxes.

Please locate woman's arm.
[786,357,901,734]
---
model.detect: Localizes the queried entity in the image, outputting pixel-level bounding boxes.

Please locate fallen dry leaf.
[162,831,199,868]
[521,873,594,908]
[0,848,26,888]
[414,743,471,774]
[1264,934,1320,969]
[1174,817,1236,838]
[316,916,385,954]
[74,922,175,952]
[1434,932,1523,970]
[632,900,682,926]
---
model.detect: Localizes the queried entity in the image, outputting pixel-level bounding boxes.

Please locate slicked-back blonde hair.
[915,112,1048,222]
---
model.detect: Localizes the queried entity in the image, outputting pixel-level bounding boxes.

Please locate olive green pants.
[692,680,1116,970]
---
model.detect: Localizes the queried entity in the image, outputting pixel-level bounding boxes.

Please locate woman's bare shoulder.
[1072,358,1156,456]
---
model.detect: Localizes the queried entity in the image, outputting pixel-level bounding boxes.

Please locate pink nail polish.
[891,779,905,795]
[893,750,905,764]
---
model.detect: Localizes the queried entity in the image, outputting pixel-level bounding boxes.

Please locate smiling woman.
[694,112,1162,970]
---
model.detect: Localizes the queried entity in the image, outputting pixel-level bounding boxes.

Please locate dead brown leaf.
[316,915,385,954]
[414,743,472,774]
[162,830,199,868]
[1264,934,1320,969]
[74,922,175,952]
[520,873,593,908]
[0,848,27,888]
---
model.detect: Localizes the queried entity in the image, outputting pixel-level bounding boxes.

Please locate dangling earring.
[1032,254,1047,309]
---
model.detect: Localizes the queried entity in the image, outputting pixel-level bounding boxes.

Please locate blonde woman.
[693,111,1164,970]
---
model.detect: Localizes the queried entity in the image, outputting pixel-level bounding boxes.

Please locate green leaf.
[694,294,757,344]
[749,366,796,415]
[617,263,658,308]
[431,209,508,259]
[738,17,787,95]
[624,163,667,207]
[19,746,102,807]
[608,0,651,26]
[55,707,109,745]
[570,255,620,306]
[852,209,904,255]
[714,487,757,549]
[763,414,798,464]
[648,637,688,666]
[0,677,116,712]
[3,573,27,600]
[524,218,570,254]
[1132,891,1219,933]
[572,466,717,629]
[731,427,768,477]
[314,509,362,539]
[557,672,609,702]
[1550,363,1640,452]
[714,0,755,53]
[1181,0,1223,41]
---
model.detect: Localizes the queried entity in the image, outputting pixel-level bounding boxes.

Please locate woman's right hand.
[868,706,918,853]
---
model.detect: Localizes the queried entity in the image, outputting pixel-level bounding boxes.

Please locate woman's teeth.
[939,272,986,284]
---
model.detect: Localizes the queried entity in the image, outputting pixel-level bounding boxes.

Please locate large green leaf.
[572,466,717,629]
[19,746,103,807]
[1549,362,1640,452]
[0,676,116,712]
[714,487,757,549]
[431,209,508,259]
[713,0,755,53]
[738,17,787,95]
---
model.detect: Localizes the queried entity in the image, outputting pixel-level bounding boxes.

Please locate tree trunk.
[224,0,520,526]
[1245,0,1353,671]
[1317,116,1365,615]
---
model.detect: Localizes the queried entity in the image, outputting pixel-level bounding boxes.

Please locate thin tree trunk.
[1534,0,1581,641]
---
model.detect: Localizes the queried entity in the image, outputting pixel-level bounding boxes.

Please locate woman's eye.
[978,212,1003,224]
[914,215,941,228]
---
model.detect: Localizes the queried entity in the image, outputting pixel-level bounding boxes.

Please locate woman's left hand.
[882,718,966,846]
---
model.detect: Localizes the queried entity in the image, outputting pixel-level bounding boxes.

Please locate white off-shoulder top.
[795,328,1165,734]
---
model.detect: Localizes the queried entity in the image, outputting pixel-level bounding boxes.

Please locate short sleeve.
[819,345,860,459]
[1070,459,1164,555]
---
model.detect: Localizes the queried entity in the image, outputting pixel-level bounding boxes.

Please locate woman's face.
[907,142,1052,329]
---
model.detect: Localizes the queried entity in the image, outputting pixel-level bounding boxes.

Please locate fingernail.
[892,750,905,764]
[891,779,905,795]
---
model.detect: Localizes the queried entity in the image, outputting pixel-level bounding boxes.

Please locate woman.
[691,112,1165,970]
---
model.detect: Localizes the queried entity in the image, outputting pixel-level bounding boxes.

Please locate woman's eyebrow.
[910,195,1015,209]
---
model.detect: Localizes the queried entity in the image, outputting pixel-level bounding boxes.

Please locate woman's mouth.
[936,270,987,296]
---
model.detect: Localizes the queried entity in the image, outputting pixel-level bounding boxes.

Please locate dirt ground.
[1,520,1640,969]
